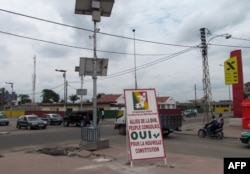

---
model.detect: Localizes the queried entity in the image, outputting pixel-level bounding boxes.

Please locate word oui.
[130,130,160,140]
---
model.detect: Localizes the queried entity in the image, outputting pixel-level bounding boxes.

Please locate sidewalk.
[0,146,223,174]
[178,117,245,139]
[0,118,247,174]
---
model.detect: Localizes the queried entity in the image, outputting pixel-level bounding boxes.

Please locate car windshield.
[51,114,60,118]
[0,115,7,119]
[27,116,39,121]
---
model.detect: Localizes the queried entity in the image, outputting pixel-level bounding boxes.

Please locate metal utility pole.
[200,28,213,122]
[80,76,83,110]
[32,56,36,107]
[92,21,98,128]
[55,69,67,112]
[5,82,13,117]
[132,29,138,89]
[75,0,114,130]
[194,84,197,107]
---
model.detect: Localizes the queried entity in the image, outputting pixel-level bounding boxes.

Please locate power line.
[97,46,197,81]
[209,43,250,49]
[21,47,197,97]
[231,37,250,42]
[1,8,249,55]
[0,8,194,48]
[0,30,182,56]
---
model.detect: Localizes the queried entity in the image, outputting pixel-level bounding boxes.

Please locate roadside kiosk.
[242,99,250,129]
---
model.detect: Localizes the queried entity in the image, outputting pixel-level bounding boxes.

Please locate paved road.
[0,123,115,152]
[1,117,248,159]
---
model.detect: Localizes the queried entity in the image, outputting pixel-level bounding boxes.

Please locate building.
[156,96,176,109]
[97,94,177,109]
[244,82,250,99]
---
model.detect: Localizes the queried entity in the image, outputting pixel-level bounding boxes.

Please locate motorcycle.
[198,124,224,140]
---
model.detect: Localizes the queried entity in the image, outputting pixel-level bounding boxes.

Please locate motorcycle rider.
[217,113,224,128]
[205,115,219,134]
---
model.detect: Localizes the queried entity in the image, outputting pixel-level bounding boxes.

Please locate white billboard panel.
[79,57,108,76]
[124,89,166,161]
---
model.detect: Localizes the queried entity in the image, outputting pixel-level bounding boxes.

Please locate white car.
[183,109,198,117]
[41,113,63,125]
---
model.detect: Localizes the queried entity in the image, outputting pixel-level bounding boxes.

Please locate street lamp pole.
[55,69,67,112]
[132,29,137,89]
[74,0,114,128]
[92,20,98,127]
[5,82,13,117]
[199,28,231,122]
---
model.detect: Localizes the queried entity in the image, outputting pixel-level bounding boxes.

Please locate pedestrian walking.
[101,109,105,120]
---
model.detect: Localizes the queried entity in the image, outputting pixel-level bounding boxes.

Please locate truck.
[63,110,100,127]
[114,108,182,137]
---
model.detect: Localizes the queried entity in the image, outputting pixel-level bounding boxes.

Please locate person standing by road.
[217,113,224,128]
[101,109,105,120]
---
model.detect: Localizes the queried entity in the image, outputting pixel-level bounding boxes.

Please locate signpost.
[124,89,166,167]
[224,56,238,85]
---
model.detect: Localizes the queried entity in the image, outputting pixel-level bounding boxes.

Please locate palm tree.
[69,94,80,103]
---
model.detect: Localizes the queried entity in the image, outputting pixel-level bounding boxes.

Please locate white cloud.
[0,0,249,103]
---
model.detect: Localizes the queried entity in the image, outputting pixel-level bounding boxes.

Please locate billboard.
[124,89,166,161]
[79,57,108,76]
[224,56,238,84]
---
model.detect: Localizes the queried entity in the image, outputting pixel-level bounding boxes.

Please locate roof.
[97,94,122,103]
[245,82,250,86]
[156,97,169,103]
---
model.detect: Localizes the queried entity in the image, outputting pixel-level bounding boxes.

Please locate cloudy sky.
[0,0,249,103]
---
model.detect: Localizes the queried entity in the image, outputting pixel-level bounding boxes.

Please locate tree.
[97,93,105,99]
[41,89,60,103]
[18,94,31,105]
[69,94,80,103]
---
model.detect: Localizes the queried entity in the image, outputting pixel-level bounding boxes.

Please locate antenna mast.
[32,56,36,104]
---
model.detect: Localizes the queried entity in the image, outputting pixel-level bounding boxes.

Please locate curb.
[0,132,10,135]
[173,131,240,140]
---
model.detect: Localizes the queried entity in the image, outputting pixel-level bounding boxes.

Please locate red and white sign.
[124,89,166,160]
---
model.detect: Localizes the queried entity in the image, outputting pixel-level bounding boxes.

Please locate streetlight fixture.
[5,82,13,117]
[74,0,114,128]
[55,69,67,112]
[207,33,232,45]
[199,28,231,122]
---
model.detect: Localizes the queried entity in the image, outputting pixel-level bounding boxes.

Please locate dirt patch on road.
[36,146,79,156]
[28,146,115,163]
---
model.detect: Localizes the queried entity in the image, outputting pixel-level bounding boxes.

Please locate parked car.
[183,109,197,117]
[16,115,48,130]
[0,114,9,126]
[41,113,63,125]
[240,131,250,147]
[63,110,99,127]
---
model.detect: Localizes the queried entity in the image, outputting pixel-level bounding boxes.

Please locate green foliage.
[69,94,80,103]
[97,93,105,99]
[18,94,31,105]
[41,89,60,103]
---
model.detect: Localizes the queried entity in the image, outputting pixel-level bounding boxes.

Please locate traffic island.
[79,127,109,151]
